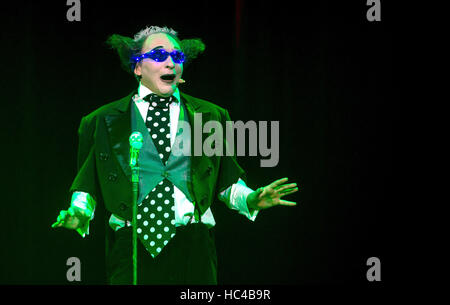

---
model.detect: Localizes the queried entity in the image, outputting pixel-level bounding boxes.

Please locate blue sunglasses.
[133,48,185,64]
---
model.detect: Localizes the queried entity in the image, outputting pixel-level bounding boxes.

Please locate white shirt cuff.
[219,179,259,221]
[71,191,96,237]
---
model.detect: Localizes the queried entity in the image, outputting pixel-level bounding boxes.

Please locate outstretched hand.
[246,177,299,210]
[51,207,88,230]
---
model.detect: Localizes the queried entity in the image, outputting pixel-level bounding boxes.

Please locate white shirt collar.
[135,82,181,104]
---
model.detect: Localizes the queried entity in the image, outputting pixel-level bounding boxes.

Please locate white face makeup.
[134,33,183,97]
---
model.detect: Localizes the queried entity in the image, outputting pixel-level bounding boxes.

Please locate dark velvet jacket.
[70,89,246,221]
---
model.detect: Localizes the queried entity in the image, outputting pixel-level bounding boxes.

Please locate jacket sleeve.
[69,115,100,202]
[77,116,94,171]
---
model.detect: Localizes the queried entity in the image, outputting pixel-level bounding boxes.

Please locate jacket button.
[206,166,212,176]
[119,202,127,211]
[99,152,109,161]
[108,172,118,182]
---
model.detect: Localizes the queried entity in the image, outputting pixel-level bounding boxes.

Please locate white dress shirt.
[71,83,258,237]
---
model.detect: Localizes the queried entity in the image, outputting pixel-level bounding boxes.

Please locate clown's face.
[134,33,183,97]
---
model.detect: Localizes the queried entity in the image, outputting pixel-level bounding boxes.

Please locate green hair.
[106,26,205,81]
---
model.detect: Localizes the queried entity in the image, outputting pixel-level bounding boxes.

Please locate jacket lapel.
[104,90,136,182]
[180,92,212,206]
[180,92,212,156]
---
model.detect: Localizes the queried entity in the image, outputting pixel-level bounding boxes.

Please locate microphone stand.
[129,131,143,285]
[131,164,139,285]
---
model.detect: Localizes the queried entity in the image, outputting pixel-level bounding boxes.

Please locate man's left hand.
[246,177,299,210]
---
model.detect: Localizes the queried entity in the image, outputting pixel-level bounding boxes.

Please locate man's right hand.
[51,207,87,230]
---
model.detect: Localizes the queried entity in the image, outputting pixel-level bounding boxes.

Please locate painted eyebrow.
[151,45,181,51]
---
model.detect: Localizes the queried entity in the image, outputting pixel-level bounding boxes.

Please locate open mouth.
[160,74,176,82]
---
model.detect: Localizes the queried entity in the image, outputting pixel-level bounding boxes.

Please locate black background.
[1,0,391,285]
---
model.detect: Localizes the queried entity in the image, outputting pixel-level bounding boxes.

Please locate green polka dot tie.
[137,94,176,258]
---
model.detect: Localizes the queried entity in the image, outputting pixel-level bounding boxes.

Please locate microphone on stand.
[129,131,143,285]
[129,132,143,167]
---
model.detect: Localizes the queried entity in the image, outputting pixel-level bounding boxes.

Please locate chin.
[162,83,178,92]
[157,87,175,97]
